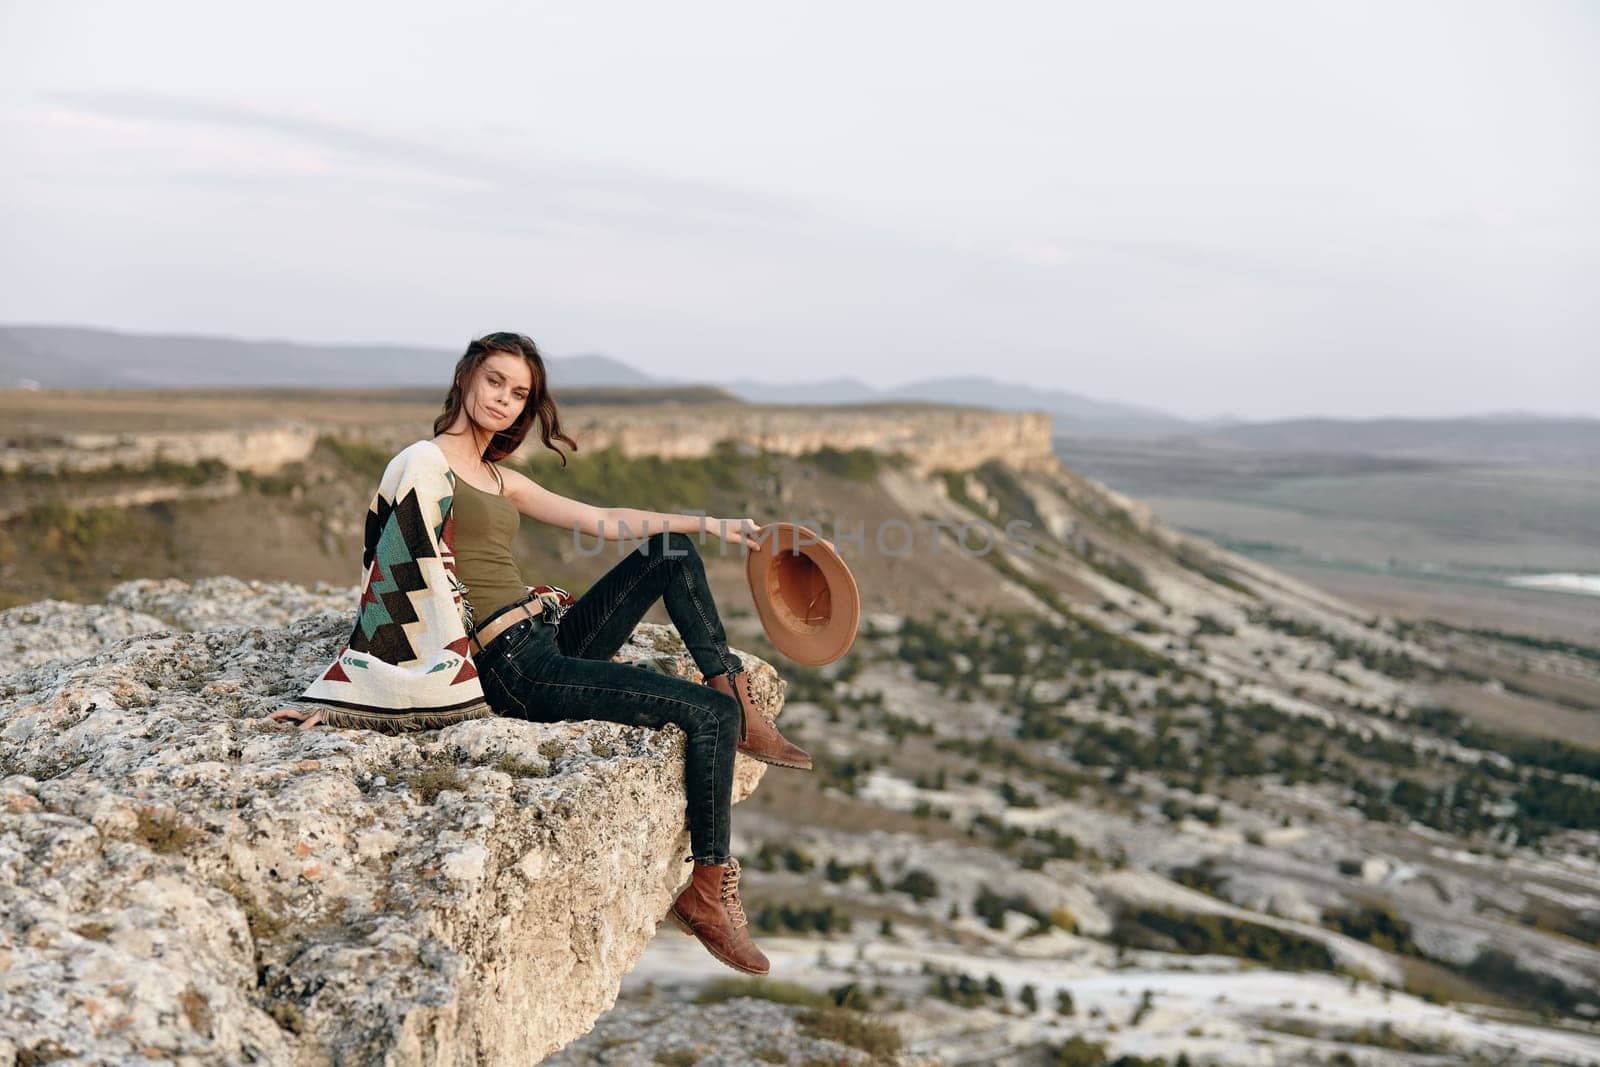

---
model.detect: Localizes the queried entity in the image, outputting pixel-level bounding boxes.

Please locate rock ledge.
[0,578,781,1064]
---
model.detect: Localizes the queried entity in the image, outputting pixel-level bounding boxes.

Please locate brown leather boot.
[705,669,813,770]
[667,857,770,975]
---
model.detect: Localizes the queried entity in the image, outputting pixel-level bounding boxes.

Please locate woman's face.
[468,353,533,432]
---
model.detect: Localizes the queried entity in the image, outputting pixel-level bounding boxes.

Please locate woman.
[268,331,812,975]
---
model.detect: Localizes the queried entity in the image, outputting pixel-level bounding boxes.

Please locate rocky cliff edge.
[0,577,778,1064]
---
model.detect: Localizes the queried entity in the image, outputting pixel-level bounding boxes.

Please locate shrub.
[794,1006,903,1057]
[493,754,549,778]
[404,763,465,803]
[1053,1034,1108,1067]
[892,868,940,903]
[694,977,828,1008]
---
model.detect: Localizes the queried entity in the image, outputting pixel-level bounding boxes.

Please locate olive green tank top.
[451,473,529,626]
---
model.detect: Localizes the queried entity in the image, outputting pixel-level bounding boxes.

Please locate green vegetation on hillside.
[1111,906,1335,970]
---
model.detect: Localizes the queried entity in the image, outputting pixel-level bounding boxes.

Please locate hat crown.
[765,551,832,629]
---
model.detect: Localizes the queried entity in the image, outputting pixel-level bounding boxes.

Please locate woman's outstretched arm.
[500,466,761,548]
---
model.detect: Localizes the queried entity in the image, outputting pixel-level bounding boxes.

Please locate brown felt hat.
[745,523,860,666]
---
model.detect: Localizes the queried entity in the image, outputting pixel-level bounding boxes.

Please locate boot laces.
[723,669,750,742]
[720,858,749,928]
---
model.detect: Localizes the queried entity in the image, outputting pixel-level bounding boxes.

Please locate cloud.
[40,89,822,235]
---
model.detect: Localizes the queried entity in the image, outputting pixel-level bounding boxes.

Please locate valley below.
[4,393,1599,1065]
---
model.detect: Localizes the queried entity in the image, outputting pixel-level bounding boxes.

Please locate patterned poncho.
[277,439,497,732]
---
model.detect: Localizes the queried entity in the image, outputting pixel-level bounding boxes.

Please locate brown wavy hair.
[432,332,579,467]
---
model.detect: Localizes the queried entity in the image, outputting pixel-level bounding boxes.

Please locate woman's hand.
[267,706,327,730]
[709,516,764,552]
[706,519,837,554]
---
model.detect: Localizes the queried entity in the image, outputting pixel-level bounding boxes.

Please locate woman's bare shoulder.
[498,463,538,490]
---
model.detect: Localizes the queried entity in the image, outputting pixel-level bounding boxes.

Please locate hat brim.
[745,523,860,666]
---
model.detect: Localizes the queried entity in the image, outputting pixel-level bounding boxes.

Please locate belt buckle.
[469,626,491,656]
[476,616,518,655]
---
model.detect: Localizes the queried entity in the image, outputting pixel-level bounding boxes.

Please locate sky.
[1,1,1596,420]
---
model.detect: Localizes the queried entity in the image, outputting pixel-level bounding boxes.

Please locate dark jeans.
[473,530,746,865]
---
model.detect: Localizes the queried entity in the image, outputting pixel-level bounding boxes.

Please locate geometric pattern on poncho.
[346,485,438,665]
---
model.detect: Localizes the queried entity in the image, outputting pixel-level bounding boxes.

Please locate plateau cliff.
[0,577,781,1064]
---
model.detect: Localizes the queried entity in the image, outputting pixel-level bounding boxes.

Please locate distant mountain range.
[4,324,1595,456]
[0,325,660,393]
[0,323,1208,433]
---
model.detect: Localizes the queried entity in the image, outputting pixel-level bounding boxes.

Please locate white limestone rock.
[0,579,784,1064]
